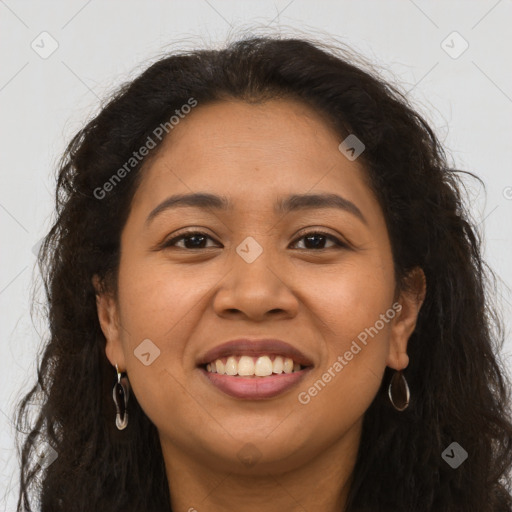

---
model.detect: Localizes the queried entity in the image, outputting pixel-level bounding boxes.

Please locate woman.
[15,35,512,511]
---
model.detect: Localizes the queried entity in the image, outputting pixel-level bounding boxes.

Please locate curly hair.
[14,34,512,512]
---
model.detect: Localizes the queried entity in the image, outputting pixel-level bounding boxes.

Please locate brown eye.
[162,231,220,250]
[291,231,347,250]
[161,230,348,251]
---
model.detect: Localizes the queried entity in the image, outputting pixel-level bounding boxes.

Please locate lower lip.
[199,367,312,400]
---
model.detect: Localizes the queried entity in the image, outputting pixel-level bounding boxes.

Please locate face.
[95,98,424,475]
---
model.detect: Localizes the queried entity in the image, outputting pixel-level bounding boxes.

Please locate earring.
[388,369,410,411]
[112,364,130,430]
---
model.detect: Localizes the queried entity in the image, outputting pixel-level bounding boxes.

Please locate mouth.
[203,354,307,375]
[196,339,314,400]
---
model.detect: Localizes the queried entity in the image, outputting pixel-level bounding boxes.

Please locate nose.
[212,246,299,322]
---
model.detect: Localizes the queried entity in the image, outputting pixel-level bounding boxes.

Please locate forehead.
[131,99,376,219]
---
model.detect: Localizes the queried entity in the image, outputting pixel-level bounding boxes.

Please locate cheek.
[310,251,395,343]
[113,257,193,411]
[297,294,392,440]
[114,255,235,421]
[297,254,394,418]
[116,258,209,341]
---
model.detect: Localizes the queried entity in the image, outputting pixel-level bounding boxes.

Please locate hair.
[14,33,512,512]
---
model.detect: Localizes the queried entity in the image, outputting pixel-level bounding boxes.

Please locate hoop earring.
[388,369,410,411]
[112,364,130,430]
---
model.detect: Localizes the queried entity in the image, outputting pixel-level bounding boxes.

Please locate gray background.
[1,0,511,508]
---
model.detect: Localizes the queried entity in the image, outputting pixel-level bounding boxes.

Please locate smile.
[196,338,314,399]
[205,354,305,376]
[199,354,312,400]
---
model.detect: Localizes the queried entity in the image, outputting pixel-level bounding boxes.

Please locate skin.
[94,98,425,512]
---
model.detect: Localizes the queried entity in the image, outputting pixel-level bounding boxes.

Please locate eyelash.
[161,229,349,251]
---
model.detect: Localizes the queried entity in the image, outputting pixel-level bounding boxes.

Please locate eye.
[161,231,220,250]
[290,230,348,250]
[160,229,348,251]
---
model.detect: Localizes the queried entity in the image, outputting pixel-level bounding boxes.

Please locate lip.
[199,366,313,400]
[196,338,314,368]
[196,338,314,401]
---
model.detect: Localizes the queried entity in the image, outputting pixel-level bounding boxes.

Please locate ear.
[92,274,126,371]
[386,267,426,370]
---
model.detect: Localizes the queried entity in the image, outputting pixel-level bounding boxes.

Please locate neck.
[160,417,362,512]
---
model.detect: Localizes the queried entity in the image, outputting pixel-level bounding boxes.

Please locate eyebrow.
[145,192,367,226]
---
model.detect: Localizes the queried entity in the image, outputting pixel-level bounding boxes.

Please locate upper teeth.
[206,355,302,376]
